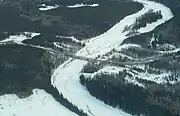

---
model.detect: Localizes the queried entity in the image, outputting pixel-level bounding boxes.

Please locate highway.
[46,45,180,66]
[2,41,179,66]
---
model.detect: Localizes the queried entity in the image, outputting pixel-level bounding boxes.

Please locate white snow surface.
[82,66,127,79]
[0,32,40,43]
[124,64,179,84]
[53,42,63,49]
[134,71,173,84]
[0,89,78,116]
[115,44,142,52]
[56,35,83,44]
[39,4,59,11]
[67,3,99,8]
[157,43,177,51]
[51,0,174,116]
[97,66,125,75]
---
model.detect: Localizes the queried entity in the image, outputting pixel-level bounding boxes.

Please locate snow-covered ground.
[82,64,175,87]
[53,42,63,49]
[51,0,174,116]
[56,35,83,45]
[82,66,128,79]
[0,32,40,44]
[114,43,142,52]
[38,3,99,10]
[0,89,78,116]
[67,3,99,8]
[39,4,59,11]
[126,64,179,84]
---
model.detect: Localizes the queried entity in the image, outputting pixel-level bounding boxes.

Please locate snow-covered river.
[51,0,173,116]
[0,0,173,116]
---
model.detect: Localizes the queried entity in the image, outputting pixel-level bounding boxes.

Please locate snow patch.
[39,4,59,11]
[115,44,142,52]
[0,32,40,44]
[53,42,63,49]
[156,43,176,51]
[56,35,83,44]
[97,66,125,74]
[67,3,99,8]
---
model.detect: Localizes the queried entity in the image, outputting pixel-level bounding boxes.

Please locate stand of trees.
[123,10,163,33]
[45,85,88,116]
[132,10,163,30]
[80,74,180,116]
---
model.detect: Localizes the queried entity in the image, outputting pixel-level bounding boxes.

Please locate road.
[2,41,179,66]
[46,45,180,66]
